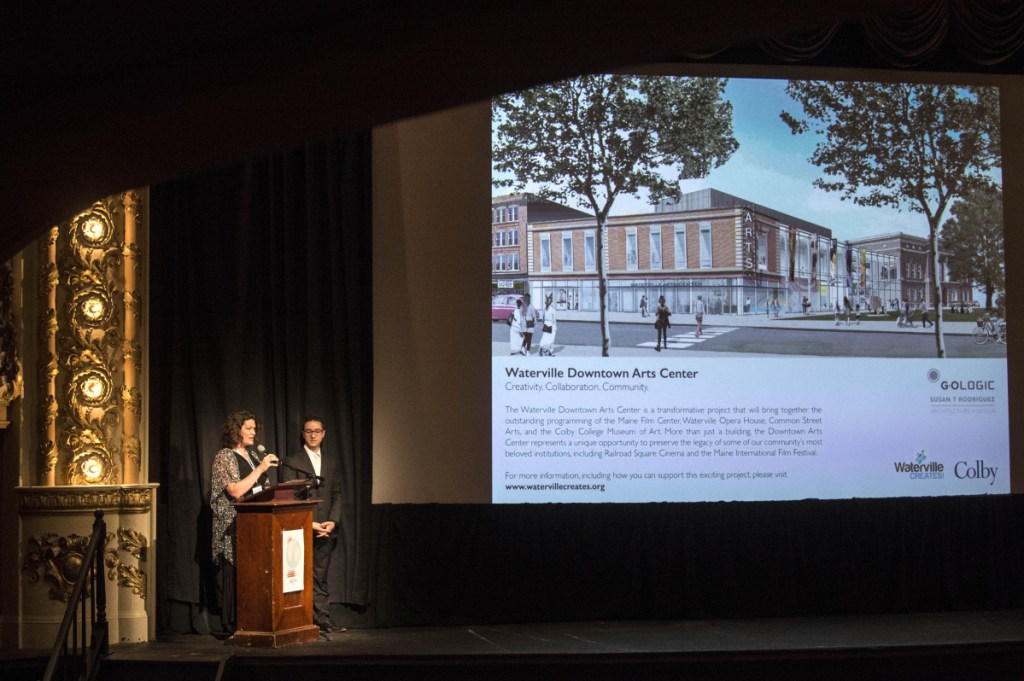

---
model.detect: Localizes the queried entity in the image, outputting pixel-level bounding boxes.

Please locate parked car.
[491,293,523,321]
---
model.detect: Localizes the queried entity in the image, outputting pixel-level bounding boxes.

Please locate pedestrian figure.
[654,296,671,351]
[639,295,648,318]
[694,295,706,338]
[539,294,557,355]
[520,293,538,355]
[509,299,524,354]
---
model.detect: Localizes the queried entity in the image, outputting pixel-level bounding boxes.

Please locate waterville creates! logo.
[893,450,944,480]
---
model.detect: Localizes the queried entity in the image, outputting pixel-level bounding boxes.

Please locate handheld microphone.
[256,444,279,465]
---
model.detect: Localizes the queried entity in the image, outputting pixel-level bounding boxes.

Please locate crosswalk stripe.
[638,327,739,350]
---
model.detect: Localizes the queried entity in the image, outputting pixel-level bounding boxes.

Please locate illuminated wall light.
[82,297,105,321]
[83,219,104,239]
[82,376,104,399]
[78,451,107,482]
[72,288,113,329]
[74,211,113,247]
[74,369,112,406]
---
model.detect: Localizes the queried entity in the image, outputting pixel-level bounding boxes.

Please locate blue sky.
[493,77,1003,242]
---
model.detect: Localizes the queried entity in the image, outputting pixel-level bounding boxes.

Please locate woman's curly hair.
[220,409,259,448]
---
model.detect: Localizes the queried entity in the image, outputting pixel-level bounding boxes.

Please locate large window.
[649,225,662,270]
[540,234,551,272]
[562,232,573,271]
[584,230,596,271]
[779,226,789,275]
[699,221,712,268]
[673,224,686,269]
[626,227,638,270]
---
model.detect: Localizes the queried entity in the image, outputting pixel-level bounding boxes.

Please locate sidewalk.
[493,342,788,358]
[552,309,977,335]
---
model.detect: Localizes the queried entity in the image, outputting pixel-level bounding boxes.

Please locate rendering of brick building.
[848,233,973,308]
[511,189,905,316]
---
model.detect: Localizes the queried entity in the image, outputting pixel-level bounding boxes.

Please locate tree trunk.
[598,217,611,356]
[929,227,946,359]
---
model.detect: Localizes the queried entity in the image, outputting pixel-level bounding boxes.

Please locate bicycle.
[973,315,1007,345]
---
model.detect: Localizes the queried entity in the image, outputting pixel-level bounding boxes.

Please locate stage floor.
[140,609,1024,656]
[9,610,1024,681]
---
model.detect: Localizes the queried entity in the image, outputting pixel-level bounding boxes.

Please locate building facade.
[491,193,589,294]
[518,189,902,316]
[848,233,973,308]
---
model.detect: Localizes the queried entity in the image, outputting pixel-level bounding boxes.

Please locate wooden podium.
[231,479,321,647]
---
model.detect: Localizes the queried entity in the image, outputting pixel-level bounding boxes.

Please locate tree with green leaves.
[492,74,738,356]
[940,183,1004,310]
[781,81,1001,358]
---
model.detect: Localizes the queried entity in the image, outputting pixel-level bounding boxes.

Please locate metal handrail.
[41,509,108,681]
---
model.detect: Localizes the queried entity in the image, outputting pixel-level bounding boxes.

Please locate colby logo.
[893,450,943,479]
[954,460,998,486]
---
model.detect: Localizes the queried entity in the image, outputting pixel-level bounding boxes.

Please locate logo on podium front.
[282,529,304,593]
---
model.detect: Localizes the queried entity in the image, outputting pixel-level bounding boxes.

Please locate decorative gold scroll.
[33,192,145,486]
[38,229,59,482]
[23,531,97,602]
[0,261,22,428]
[104,527,148,599]
[23,525,149,602]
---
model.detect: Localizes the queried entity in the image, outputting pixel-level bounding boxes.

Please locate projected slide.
[491,74,1009,503]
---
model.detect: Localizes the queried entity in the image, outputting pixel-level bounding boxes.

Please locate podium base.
[233,623,321,648]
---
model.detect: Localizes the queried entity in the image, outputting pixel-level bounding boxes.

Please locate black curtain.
[149,135,373,633]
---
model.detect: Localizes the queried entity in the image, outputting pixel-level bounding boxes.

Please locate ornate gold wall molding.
[58,201,122,485]
[18,485,154,514]
[22,531,97,603]
[119,191,142,484]
[21,525,149,603]
[104,527,147,599]
[34,193,145,486]
[39,227,59,482]
[0,260,22,428]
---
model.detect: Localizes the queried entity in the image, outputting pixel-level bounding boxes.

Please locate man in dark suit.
[279,415,344,636]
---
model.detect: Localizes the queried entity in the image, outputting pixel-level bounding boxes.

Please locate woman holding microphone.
[210,409,278,635]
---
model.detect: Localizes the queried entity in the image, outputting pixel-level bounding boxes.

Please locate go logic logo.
[893,449,944,480]
[927,368,998,406]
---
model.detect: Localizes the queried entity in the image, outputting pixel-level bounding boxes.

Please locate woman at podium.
[210,409,279,634]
